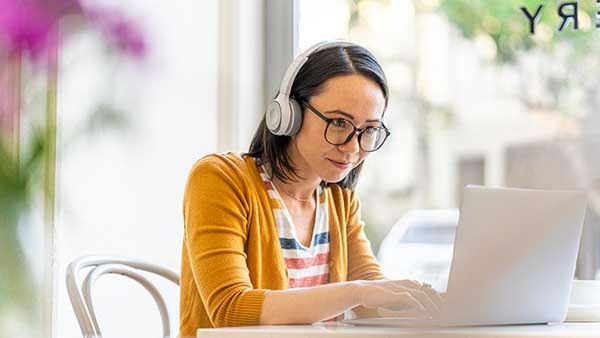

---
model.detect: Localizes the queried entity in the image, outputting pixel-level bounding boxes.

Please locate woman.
[179,41,442,336]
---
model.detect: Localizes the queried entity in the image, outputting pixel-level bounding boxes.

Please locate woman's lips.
[328,159,353,170]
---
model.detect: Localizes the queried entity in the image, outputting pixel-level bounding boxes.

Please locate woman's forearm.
[258,279,442,325]
[259,281,359,325]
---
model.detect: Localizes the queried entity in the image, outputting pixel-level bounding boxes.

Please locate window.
[298,0,600,280]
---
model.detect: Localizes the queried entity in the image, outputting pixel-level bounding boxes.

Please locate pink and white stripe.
[257,162,330,288]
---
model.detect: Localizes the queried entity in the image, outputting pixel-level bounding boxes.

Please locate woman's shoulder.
[187,152,258,185]
[190,152,250,170]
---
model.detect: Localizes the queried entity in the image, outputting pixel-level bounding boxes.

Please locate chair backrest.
[66,255,180,338]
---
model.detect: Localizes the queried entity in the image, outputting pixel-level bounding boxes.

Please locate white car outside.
[377,209,459,292]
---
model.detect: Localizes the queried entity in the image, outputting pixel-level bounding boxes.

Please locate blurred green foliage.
[0,130,45,314]
[436,0,599,62]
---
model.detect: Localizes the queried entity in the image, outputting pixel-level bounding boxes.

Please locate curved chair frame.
[66,255,180,338]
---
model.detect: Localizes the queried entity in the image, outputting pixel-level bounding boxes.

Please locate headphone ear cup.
[287,98,303,136]
[266,99,283,135]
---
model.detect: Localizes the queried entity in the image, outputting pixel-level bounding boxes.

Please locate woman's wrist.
[350,280,366,308]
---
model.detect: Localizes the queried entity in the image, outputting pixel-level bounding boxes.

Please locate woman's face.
[290,74,386,184]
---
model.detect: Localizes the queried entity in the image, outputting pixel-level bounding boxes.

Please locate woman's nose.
[337,132,360,154]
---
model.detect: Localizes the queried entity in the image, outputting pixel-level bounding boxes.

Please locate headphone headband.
[279,40,356,97]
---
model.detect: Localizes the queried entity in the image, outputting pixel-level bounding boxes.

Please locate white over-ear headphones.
[266,40,356,136]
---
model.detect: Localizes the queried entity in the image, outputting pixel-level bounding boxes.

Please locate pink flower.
[0,0,145,61]
[0,0,58,60]
[85,7,146,59]
[0,0,146,132]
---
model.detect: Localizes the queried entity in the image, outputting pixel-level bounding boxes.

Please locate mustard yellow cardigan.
[180,153,384,337]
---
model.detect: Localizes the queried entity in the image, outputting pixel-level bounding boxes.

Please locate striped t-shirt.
[257,164,330,288]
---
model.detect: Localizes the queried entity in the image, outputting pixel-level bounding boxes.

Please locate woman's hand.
[353,279,443,318]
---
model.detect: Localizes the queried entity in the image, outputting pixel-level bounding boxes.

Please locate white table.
[197,322,600,338]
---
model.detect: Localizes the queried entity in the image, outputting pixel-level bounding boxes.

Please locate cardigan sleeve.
[182,155,266,327]
[345,190,386,281]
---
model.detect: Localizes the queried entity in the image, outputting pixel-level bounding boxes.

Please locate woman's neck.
[271,176,319,203]
[264,158,320,204]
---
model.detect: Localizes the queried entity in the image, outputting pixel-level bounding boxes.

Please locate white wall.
[55,1,219,337]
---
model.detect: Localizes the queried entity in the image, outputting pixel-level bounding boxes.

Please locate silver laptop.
[345,185,587,327]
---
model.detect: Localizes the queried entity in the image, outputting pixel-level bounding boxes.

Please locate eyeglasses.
[302,100,391,152]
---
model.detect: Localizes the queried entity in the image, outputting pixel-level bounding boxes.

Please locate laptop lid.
[440,185,587,326]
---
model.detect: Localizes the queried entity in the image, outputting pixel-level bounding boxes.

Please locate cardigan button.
[328,260,334,267]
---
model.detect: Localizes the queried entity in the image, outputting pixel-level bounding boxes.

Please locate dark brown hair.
[245,45,389,191]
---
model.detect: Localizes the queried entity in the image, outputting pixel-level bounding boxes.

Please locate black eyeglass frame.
[301,100,391,152]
